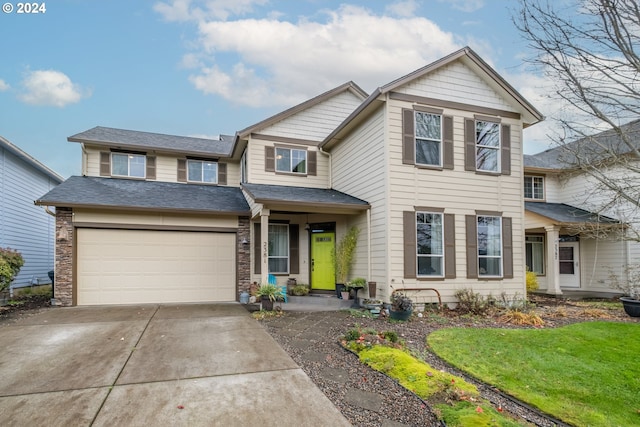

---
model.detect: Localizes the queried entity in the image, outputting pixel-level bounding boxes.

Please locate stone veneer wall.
[55,207,74,306]
[237,216,251,298]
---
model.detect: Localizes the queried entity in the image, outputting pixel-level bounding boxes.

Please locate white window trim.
[475,120,501,173]
[416,211,444,278]
[414,112,443,167]
[111,152,146,178]
[524,175,545,200]
[477,215,503,278]
[275,147,307,174]
[187,159,218,184]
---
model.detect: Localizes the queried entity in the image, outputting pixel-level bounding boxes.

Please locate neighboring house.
[0,136,64,291]
[36,47,543,306]
[524,120,640,295]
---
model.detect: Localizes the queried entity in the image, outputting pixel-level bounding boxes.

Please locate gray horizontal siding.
[1,147,58,288]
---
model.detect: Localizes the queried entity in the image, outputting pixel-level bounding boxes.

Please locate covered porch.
[524,202,622,295]
[241,183,370,292]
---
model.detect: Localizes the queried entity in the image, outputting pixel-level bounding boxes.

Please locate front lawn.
[428,321,640,426]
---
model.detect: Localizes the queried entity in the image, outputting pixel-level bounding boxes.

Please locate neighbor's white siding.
[0,146,60,288]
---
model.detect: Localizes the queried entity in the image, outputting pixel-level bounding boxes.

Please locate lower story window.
[268,224,289,273]
[478,216,502,277]
[416,212,443,276]
[526,235,545,274]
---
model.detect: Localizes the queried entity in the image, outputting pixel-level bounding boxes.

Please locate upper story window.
[187,160,218,183]
[112,153,146,178]
[276,147,307,174]
[402,108,453,169]
[475,120,500,172]
[524,175,544,200]
[415,112,442,166]
[416,212,444,277]
[465,118,510,175]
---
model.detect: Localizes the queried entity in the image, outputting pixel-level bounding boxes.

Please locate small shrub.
[291,284,310,296]
[0,248,24,292]
[526,270,539,293]
[454,289,491,315]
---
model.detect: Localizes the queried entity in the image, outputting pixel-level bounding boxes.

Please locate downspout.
[81,144,88,176]
[318,146,332,188]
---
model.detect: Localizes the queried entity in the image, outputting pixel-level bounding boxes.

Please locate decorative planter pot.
[261,296,274,311]
[341,291,350,300]
[389,309,412,321]
[620,297,640,317]
[336,283,345,298]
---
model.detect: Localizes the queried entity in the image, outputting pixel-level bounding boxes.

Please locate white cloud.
[0,79,9,91]
[19,70,88,107]
[183,4,461,107]
[154,0,267,22]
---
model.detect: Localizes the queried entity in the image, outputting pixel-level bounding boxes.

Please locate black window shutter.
[289,224,299,274]
[444,213,456,278]
[465,215,478,278]
[464,119,476,171]
[501,124,511,176]
[218,163,227,185]
[403,211,416,278]
[443,115,454,170]
[265,146,275,172]
[402,109,415,165]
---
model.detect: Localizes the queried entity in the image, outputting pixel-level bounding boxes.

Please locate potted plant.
[609,264,640,317]
[389,291,413,321]
[334,226,359,298]
[345,277,367,301]
[255,283,284,311]
[291,284,310,296]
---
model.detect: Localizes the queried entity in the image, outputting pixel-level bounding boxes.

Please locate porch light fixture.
[241,237,249,245]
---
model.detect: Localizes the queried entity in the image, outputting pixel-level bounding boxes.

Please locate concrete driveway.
[0,303,350,426]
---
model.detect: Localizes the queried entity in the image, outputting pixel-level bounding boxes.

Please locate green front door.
[311,232,335,290]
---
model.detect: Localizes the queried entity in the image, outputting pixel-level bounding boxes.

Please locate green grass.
[428,322,640,426]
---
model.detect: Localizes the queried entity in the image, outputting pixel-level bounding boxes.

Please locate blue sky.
[0,0,555,178]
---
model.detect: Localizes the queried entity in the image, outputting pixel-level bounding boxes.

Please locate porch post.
[545,225,562,295]
[260,209,270,285]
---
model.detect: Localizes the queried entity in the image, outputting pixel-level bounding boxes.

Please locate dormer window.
[276,147,307,174]
[188,160,218,183]
[112,153,146,178]
[524,175,544,200]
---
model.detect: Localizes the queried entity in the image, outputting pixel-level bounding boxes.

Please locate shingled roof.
[525,202,618,224]
[36,176,250,215]
[525,119,640,170]
[68,126,235,158]
[242,183,369,210]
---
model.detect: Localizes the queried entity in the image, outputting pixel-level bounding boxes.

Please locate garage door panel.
[77,229,236,305]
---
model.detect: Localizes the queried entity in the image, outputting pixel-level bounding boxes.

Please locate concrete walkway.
[0,303,350,427]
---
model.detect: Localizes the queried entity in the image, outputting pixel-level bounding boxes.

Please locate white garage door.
[77,228,236,305]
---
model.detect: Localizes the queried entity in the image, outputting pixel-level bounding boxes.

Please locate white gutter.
[318,146,332,187]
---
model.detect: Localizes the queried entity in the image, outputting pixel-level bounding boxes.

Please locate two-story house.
[37,47,543,306]
[524,120,640,296]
